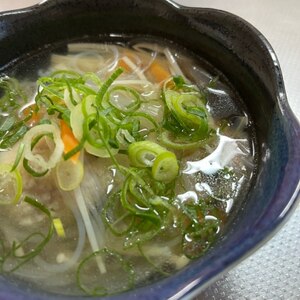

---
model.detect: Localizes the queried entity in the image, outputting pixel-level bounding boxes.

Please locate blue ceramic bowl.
[0,0,299,299]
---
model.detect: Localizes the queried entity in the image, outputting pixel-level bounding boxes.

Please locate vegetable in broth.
[0,40,255,296]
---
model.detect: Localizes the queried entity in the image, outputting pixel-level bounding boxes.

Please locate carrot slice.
[118,58,131,72]
[60,120,80,162]
[149,61,171,83]
[22,104,42,126]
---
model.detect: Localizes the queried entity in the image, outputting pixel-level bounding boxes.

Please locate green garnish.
[128,141,179,182]
[23,158,49,177]
[0,76,27,116]
[159,75,214,149]
[0,62,224,294]
[128,140,166,167]
[173,75,186,89]
[151,151,178,182]
[10,143,25,172]
[96,67,124,106]
[0,196,54,272]
[0,163,22,205]
[164,90,208,139]
[0,116,29,150]
[76,248,135,296]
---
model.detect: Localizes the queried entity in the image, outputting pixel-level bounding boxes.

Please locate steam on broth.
[0,39,255,296]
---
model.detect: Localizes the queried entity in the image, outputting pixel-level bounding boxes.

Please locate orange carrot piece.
[22,104,42,126]
[60,120,80,162]
[118,58,131,72]
[149,61,171,83]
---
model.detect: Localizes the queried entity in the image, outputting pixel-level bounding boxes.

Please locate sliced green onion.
[0,163,22,205]
[84,114,109,148]
[129,111,159,130]
[50,69,83,79]
[128,141,178,182]
[56,159,84,191]
[53,218,66,238]
[104,85,141,113]
[85,142,118,158]
[116,129,135,146]
[0,116,15,132]
[102,192,135,236]
[30,132,53,150]
[23,158,49,177]
[96,68,124,106]
[0,123,28,150]
[6,196,54,272]
[63,137,86,161]
[70,94,119,158]
[0,76,27,116]
[76,248,135,296]
[83,72,102,87]
[128,141,166,167]
[63,88,77,110]
[159,131,209,150]
[65,81,78,107]
[121,177,159,221]
[22,123,64,174]
[164,90,208,136]
[152,151,179,182]
[182,219,219,259]
[81,95,97,117]
[82,114,118,158]
[10,142,25,172]
[123,218,161,248]
[70,100,86,141]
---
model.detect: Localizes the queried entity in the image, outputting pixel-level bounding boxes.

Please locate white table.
[0,1,299,299]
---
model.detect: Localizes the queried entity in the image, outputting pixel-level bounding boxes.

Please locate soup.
[0,39,255,296]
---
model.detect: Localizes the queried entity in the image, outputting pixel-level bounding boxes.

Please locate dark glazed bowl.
[0,0,299,299]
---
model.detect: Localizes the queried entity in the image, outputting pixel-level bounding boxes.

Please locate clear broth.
[0,37,256,296]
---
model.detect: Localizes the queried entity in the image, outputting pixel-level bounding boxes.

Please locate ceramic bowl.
[0,0,299,299]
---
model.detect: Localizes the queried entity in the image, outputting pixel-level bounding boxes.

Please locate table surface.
[0,1,299,299]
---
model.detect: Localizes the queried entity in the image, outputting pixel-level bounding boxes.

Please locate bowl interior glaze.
[0,0,299,299]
